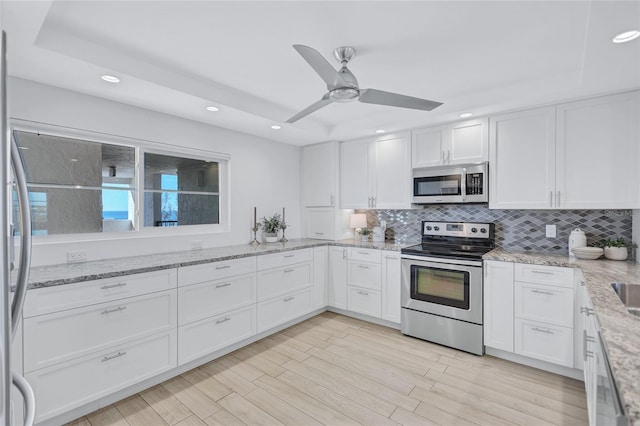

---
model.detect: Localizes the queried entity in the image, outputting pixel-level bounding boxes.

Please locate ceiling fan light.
[329,88,359,103]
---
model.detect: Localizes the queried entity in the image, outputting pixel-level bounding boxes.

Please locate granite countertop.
[25,238,408,290]
[484,249,640,424]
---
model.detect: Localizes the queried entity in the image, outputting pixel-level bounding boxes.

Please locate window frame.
[11,120,231,243]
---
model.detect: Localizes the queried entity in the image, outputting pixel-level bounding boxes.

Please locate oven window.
[414,174,461,197]
[410,265,469,310]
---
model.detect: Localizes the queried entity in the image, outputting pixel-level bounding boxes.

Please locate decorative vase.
[265,232,278,243]
[604,246,628,261]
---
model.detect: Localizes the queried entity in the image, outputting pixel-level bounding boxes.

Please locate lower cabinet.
[484,260,514,352]
[257,287,313,332]
[347,287,381,317]
[328,247,348,309]
[381,252,401,323]
[514,319,574,367]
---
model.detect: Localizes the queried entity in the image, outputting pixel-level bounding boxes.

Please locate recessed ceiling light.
[18,146,29,150]
[101,75,120,83]
[613,30,640,44]
[375,129,386,134]
[70,158,78,162]
[205,106,219,112]
[271,125,282,130]
[460,112,473,118]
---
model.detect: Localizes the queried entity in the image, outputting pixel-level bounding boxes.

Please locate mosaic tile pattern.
[358,205,634,254]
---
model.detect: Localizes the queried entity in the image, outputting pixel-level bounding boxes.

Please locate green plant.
[359,228,370,236]
[261,213,285,234]
[594,237,629,248]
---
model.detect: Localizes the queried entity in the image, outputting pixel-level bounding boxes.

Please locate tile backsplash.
[360,205,634,254]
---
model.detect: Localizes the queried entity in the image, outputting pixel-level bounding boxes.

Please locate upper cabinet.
[490,91,640,209]
[340,133,411,209]
[412,118,488,168]
[302,141,338,207]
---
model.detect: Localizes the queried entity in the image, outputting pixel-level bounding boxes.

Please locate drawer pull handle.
[100,283,127,290]
[531,289,554,296]
[216,317,231,324]
[580,307,594,316]
[284,296,295,302]
[357,265,369,269]
[284,254,295,258]
[216,265,231,270]
[357,251,370,255]
[314,232,324,235]
[357,290,369,296]
[585,350,595,358]
[216,282,231,288]
[284,268,295,273]
[101,306,127,315]
[530,270,554,275]
[532,327,554,335]
[101,351,127,362]
[585,335,596,343]
[580,281,586,287]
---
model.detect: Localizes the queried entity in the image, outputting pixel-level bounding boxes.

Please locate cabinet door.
[489,107,556,209]
[483,260,514,352]
[449,118,488,164]
[328,247,347,309]
[302,141,338,207]
[412,126,448,168]
[339,141,370,209]
[373,134,411,209]
[305,207,335,240]
[556,91,640,209]
[313,246,328,309]
[381,251,401,323]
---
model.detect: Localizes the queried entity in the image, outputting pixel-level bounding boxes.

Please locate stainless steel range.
[401,221,495,355]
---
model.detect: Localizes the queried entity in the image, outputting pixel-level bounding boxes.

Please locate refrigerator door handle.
[12,373,35,426]
[9,135,32,338]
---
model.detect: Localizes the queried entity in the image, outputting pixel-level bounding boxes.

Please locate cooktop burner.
[401,221,495,260]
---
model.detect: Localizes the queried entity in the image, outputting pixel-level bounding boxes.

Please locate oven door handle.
[461,168,467,201]
[400,254,483,268]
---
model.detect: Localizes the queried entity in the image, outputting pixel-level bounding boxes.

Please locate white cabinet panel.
[483,260,515,352]
[514,263,574,287]
[302,141,338,207]
[373,135,411,209]
[257,288,313,333]
[313,246,328,309]
[515,283,574,328]
[347,286,382,318]
[305,207,335,240]
[178,257,256,287]
[450,118,488,164]
[347,261,382,291]
[328,247,347,309]
[381,252,401,323]
[340,140,370,209]
[514,319,574,367]
[348,247,382,263]
[257,249,312,270]
[257,262,312,302]
[412,126,447,168]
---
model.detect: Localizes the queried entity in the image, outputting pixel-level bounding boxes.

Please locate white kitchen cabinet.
[514,319,574,367]
[178,257,255,287]
[347,287,382,318]
[328,246,348,309]
[257,288,313,333]
[483,260,515,352]
[412,118,488,168]
[313,246,328,309]
[381,251,401,323]
[256,262,312,302]
[305,207,335,240]
[340,133,411,209]
[302,141,338,207]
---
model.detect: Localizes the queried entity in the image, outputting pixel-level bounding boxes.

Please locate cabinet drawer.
[24,289,176,372]
[347,286,381,318]
[178,257,256,287]
[24,269,177,318]
[178,305,256,365]
[347,261,381,291]
[257,249,313,270]
[515,283,574,327]
[178,273,256,326]
[257,262,312,302]
[514,319,574,367]
[257,288,313,333]
[514,264,573,288]
[348,248,382,263]
[27,330,176,423]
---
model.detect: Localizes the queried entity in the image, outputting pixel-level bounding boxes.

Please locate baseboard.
[326,307,401,330]
[485,347,584,381]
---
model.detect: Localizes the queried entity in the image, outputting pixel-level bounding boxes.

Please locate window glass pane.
[143,193,219,227]
[144,153,219,192]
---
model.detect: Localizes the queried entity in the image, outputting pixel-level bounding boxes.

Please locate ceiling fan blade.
[359,89,443,111]
[286,93,332,123]
[293,44,349,90]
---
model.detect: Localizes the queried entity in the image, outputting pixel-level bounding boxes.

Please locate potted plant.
[594,237,630,260]
[359,227,370,242]
[261,213,284,243]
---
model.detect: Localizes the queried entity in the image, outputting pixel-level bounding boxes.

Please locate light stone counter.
[484,249,640,424]
[25,238,407,290]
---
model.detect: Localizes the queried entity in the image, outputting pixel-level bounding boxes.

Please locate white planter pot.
[360,235,369,242]
[264,233,279,243]
[604,246,628,261]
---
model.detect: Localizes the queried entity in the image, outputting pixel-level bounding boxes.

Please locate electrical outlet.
[191,240,204,251]
[67,251,87,263]
[545,225,557,238]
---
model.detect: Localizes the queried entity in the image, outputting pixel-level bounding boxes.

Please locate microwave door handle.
[461,169,467,201]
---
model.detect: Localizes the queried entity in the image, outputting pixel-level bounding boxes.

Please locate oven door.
[401,255,483,324]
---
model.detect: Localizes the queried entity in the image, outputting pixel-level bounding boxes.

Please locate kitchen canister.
[568,228,587,257]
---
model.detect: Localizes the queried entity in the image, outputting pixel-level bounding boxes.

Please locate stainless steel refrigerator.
[1,30,36,426]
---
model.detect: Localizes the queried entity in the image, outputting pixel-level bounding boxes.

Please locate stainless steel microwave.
[412,162,488,204]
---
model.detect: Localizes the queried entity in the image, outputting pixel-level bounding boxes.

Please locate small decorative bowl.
[571,247,604,260]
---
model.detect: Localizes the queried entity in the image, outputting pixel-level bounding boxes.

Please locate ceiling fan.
[286,44,443,123]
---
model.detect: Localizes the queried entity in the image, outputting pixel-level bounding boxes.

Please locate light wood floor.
[67,312,588,426]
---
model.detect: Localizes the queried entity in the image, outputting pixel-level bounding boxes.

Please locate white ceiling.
[2,1,640,146]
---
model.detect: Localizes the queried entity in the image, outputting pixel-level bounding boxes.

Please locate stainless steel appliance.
[1,31,36,425]
[401,221,495,355]
[412,162,488,204]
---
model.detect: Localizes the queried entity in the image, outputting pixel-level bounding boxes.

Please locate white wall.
[634,210,640,263]
[9,77,301,266]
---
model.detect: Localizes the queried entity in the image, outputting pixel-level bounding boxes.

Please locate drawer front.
[27,330,176,423]
[347,261,382,291]
[257,262,312,302]
[178,305,256,365]
[514,319,573,367]
[24,290,176,372]
[347,286,382,318]
[178,273,256,326]
[257,249,313,270]
[178,257,256,287]
[257,288,313,333]
[348,248,382,263]
[515,283,574,327]
[514,264,573,288]
[24,269,177,318]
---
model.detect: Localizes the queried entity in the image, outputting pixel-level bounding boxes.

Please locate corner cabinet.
[483,260,515,352]
[302,141,338,207]
[339,133,411,209]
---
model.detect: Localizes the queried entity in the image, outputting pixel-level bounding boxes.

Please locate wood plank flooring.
[66,312,588,426]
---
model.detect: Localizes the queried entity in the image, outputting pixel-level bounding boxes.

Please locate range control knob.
[471,227,478,233]
[433,226,440,231]
[480,228,487,234]
[425,226,432,231]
